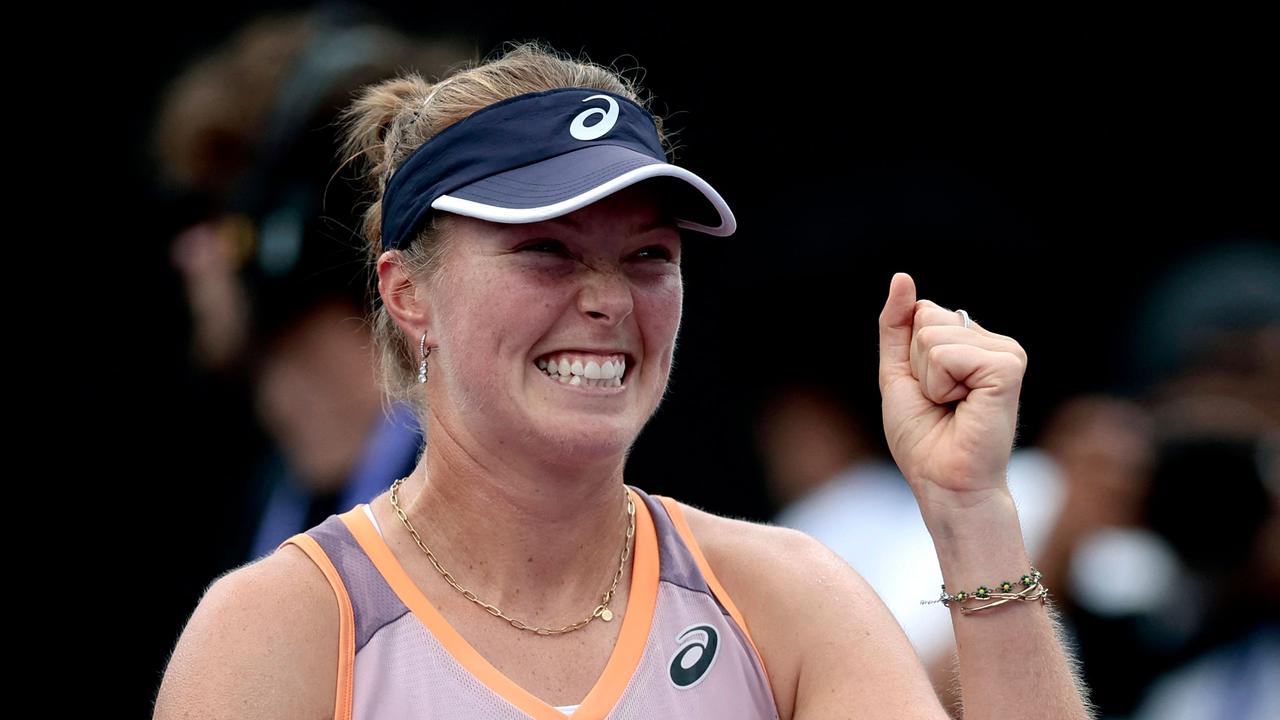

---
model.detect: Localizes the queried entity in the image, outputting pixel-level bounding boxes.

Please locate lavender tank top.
[277,485,781,720]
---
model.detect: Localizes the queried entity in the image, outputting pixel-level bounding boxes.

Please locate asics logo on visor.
[570,94,619,140]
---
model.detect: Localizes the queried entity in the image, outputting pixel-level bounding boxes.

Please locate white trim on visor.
[430,163,737,237]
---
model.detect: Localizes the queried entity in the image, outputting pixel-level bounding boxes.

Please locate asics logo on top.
[570,94,619,141]
[668,623,719,689]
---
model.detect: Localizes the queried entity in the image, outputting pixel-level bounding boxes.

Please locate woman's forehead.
[535,210,679,238]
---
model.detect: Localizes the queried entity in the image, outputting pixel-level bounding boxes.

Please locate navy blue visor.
[380,86,736,252]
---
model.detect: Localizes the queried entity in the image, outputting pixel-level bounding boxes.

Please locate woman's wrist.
[914,481,1020,541]
[916,485,1035,589]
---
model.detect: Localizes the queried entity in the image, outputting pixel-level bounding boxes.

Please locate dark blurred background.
[70,3,1276,717]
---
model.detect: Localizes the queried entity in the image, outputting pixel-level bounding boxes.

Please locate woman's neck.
[384,422,634,626]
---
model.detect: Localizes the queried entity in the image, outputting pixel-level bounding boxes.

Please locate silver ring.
[956,309,971,329]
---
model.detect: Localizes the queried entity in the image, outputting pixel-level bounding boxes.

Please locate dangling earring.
[418,331,431,384]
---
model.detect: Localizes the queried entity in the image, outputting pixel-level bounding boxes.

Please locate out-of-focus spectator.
[1035,395,1164,619]
[1081,238,1280,718]
[151,3,476,568]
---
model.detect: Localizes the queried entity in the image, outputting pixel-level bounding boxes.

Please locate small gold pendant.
[600,608,614,621]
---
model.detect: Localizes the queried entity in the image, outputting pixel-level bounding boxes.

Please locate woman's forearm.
[924,488,1095,720]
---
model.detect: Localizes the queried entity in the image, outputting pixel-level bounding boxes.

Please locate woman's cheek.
[637,275,683,369]
[647,271,683,331]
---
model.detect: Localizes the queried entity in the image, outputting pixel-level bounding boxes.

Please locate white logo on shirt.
[570,94,619,141]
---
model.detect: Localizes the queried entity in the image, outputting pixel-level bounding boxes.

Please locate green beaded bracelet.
[921,567,1047,614]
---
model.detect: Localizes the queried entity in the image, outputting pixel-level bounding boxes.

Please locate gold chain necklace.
[388,475,636,636]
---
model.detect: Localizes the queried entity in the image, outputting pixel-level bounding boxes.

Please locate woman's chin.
[529,426,635,465]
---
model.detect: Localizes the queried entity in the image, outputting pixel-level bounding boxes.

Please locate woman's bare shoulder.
[152,544,339,720]
[669,498,895,612]
[663,497,829,595]
[665,498,943,719]
[671,499,815,584]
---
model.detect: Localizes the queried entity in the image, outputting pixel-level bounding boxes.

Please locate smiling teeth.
[536,353,627,387]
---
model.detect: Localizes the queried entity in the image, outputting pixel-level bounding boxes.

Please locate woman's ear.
[377,249,435,347]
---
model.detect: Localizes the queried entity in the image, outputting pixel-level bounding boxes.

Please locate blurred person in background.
[152,3,476,565]
[1124,396,1279,720]
[978,238,1277,718]
[1113,238,1280,720]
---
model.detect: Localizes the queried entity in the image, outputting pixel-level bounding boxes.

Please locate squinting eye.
[521,239,568,254]
[636,246,674,261]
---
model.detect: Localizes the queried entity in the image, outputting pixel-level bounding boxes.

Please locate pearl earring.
[418,331,431,384]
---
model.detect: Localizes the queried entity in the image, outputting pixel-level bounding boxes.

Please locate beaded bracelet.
[920,568,1048,615]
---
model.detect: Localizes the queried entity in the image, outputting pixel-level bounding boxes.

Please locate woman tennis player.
[153,41,1093,719]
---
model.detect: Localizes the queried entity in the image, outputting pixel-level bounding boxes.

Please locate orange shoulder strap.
[277,531,356,720]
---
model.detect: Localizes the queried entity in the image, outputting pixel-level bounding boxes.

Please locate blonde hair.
[336,39,678,427]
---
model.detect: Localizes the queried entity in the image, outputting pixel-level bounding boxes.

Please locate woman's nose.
[577,267,634,325]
